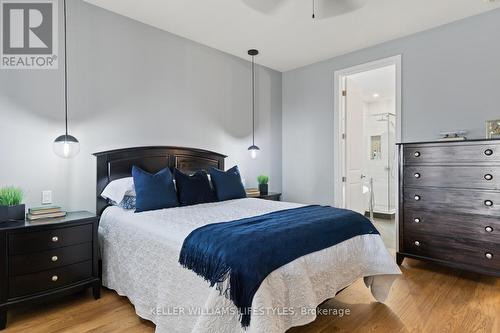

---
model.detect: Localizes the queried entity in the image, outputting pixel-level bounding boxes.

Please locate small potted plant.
[0,187,25,222]
[257,175,269,195]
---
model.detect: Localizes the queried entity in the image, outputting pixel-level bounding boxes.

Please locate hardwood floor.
[3,258,499,333]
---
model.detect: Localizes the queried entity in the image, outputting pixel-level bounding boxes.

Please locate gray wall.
[282,9,500,205]
[0,0,282,212]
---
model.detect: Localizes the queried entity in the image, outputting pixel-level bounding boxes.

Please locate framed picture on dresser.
[486,119,500,139]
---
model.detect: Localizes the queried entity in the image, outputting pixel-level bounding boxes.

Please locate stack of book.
[245,188,261,198]
[27,206,66,221]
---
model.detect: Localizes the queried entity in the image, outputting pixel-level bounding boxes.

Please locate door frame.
[333,55,402,216]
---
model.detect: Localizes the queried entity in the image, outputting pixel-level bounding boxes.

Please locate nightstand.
[257,192,282,201]
[0,211,100,330]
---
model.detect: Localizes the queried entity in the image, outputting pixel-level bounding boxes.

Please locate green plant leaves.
[0,187,23,206]
[257,175,269,185]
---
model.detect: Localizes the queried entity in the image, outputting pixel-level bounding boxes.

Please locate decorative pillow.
[132,166,179,213]
[174,169,216,206]
[101,177,135,204]
[208,166,247,201]
[118,195,136,210]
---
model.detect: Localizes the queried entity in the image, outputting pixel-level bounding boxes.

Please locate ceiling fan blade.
[316,0,368,19]
[242,0,287,13]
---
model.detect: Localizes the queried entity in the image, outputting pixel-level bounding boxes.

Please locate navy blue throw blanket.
[179,205,379,328]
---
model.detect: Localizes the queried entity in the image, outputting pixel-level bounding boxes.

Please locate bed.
[94,146,401,333]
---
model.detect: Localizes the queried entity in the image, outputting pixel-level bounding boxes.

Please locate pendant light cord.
[312,0,315,19]
[63,0,69,136]
[251,54,255,146]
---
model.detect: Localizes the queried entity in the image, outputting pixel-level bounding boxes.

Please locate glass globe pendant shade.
[53,134,80,159]
[248,145,260,159]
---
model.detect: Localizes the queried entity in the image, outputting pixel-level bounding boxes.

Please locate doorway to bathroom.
[333,56,401,251]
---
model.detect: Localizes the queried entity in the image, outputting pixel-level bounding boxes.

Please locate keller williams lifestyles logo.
[0,0,58,69]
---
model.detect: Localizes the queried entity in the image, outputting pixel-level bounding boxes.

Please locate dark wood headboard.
[93,146,226,216]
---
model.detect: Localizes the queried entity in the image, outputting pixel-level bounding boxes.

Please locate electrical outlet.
[42,190,52,205]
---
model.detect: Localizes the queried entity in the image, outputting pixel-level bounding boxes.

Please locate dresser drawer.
[404,166,500,190]
[404,143,500,165]
[404,210,500,245]
[9,243,92,276]
[8,224,92,255]
[403,232,500,272]
[403,187,500,217]
[8,260,92,299]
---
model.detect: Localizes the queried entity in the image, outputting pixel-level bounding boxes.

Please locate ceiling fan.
[242,0,368,19]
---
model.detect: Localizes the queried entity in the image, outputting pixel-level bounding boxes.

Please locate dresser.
[0,212,100,329]
[397,139,500,276]
[257,192,282,201]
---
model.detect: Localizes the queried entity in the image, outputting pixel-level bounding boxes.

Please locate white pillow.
[101,177,136,204]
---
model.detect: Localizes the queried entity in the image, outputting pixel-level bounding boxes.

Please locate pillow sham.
[174,169,216,206]
[101,177,135,204]
[132,166,179,213]
[208,165,247,201]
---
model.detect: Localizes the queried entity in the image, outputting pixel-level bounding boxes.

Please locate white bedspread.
[99,198,401,333]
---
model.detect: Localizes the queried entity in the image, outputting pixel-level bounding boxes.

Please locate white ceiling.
[83,0,500,72]
[349,65,395,102]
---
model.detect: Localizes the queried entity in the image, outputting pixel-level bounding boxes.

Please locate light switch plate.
[42,190,52,205]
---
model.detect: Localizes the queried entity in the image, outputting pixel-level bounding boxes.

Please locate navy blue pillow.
[132,166,179,213]
[174,169,216,206]
[208,166,247,201]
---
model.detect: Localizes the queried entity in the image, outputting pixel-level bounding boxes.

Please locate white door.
[344,78,365,214]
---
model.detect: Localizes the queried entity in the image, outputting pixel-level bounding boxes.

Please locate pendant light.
[53,0,79,159]
[247,49,260,159]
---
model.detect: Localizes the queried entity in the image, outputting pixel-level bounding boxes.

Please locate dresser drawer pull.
[414,195,421,201]
[51,236,59,243]
[414,241,421,247]
[484,149,493,156]
[484,174,493,181]
[51,255,58,262]
[485,253,493,260]
[51,275,59,282]
[484,200,493,207]
[485,226,494,233]
[414,151,421,157]
[414,173,421,178]
[414,218,421,223]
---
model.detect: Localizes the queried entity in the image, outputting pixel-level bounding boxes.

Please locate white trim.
[333,55,402,249]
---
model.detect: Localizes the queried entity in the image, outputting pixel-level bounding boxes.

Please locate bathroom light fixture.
[53,0,80,159]
[247,49,260,159]
[372,93,380,98]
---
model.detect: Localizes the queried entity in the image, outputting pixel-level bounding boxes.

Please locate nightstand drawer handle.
[414,195,421,201]
[414,151,421,157]
[51,275,58,282]
[484,200,493,207]
[51,255,58,262]
[414,173,421,178]
[414,218,421,223]
[485,226,493,233]
[414,240,420,247]
[485,253,493,260]
[485,149,493,156]
[484,174,493,181]
[51,236,59,243]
